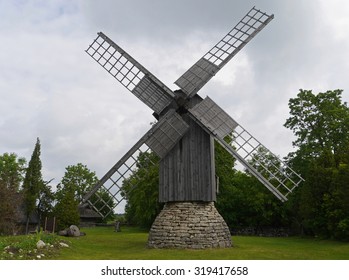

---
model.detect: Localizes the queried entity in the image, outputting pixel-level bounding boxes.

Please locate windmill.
[81,7,303,249]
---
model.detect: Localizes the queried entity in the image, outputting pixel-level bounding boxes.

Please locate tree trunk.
[25,216,30,235]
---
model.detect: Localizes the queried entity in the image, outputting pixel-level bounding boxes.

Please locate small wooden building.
[17,207,40,234]
[79,206,103,227]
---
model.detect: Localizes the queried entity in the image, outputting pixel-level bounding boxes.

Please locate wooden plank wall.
[159,114,216,202]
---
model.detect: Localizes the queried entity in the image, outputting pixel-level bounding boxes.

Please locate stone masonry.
[148,202,232,249]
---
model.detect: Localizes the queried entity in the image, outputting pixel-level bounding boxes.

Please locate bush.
[54,190,80,231]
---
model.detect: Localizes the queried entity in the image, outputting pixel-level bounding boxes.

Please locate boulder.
[57,225,85,237]
[67,225,80,237]
[36,240,46,249]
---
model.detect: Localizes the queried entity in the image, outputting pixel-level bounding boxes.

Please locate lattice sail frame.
[80,111,188,218]
[81,139,158,219]
[227,124,303,201]
[175,6,274,97]
[189,97,303,202]
[86,32,175,115]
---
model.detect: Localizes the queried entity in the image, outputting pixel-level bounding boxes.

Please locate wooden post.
[115,221,120,232]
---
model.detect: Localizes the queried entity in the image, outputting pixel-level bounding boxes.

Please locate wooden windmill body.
[159,96,216,203]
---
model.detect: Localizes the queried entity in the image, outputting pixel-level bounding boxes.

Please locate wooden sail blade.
[145,110,189,159]
[189,96,238,138]
[175,7,274,98]
[86,32,175,115]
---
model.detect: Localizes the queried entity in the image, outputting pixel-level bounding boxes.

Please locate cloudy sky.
[1,0,349,188]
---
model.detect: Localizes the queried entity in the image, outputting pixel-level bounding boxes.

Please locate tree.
[37,179,55,219]
[54,188,80,231]
[55,163,97,229]
[22,138,44,234]
[215,137,286,231]
[285,89,349,170]
[215,141,285,232]
[0,152,26,190]
[55,163,98,202]
[0,153,26,235]
[284,89,349,239]
[54,163,115,226]
[326,165,349,240]
[214,139,237,226]
[122,151,161,229]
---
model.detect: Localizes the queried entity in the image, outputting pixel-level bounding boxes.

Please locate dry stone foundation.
[148,202,232,249]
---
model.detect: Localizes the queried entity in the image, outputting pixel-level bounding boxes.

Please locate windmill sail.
[80,135,157,219]
[175,6,274,97]
[145,110,189,158]
[80,110,188,218]
[86,32,175,115]
[188,96,238,138]
[189,96,303,202]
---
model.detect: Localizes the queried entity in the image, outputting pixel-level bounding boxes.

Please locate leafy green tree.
[0,153,26,235]
[220,172,285,230]
[55,163,98,228]
[215,141,285,232]
[0,153,26,190]
[54,188,80,231]
[327,165,349,240]
[122,151,161,229]
[285,89,349,170]
[55,163,99,202]
[22,138,44,234]
[55,163,116,225]
[284,89,349,239]
[297,163,349,239]
[214,140,237,226]
[37,179,55,219]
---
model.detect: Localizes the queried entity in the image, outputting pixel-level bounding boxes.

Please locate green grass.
[51,226,349,260]
[0,231,65,260]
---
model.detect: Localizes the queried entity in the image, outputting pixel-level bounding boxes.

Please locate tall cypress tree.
[23,138,43,234]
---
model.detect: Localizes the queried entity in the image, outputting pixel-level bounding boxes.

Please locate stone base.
[148,202,232,249]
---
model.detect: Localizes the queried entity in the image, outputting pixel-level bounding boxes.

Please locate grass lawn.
[51,226,349,260]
